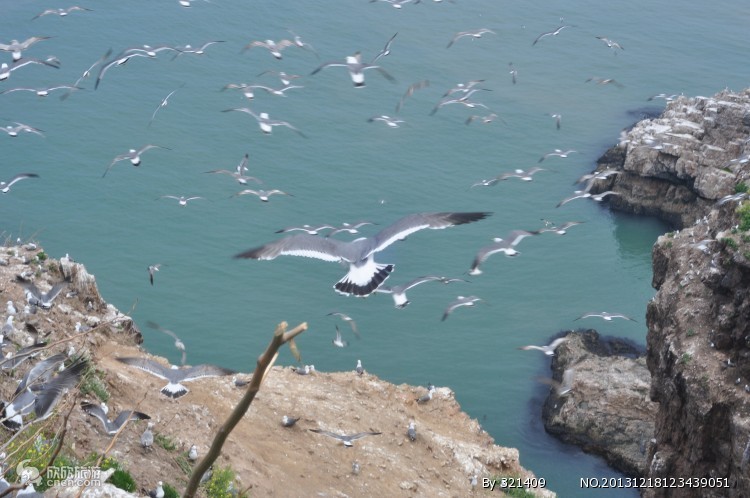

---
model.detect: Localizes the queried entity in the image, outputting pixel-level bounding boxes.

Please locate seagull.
[116,357,236,398]
[0,58,60,81]
[465,113,499,125]
[1,317,15,338]
[282,415,300,427]
[368,115,405,128]
[149,84,184,126]
[0,342,46,371]
[574,311,637,322]
[141,422,154,451]
[95,52,155,89]
[147,264,162,286]
[172,41,225,58]
[497,167,546,182]
[256,70,302,87]
[148,482,164,498]
[292,365,314,376]
[287,30,319,59]
[468,230,539,275]
[232,189,292,202]
[431,89,491,115]
[441,296,483,321]
[242,39,295,59]
[6,301,17,315]
[327,312,360,337]
[376,275,466,308]
[416,384,435,403]
[1,358,87,430]
[146,321,187,366]
[407,421,417,441]
[0,85,82,97]
[234,212,491,297]
[245,83,304,97]
[32,6,93,20]
[1,173,39,193]
[103,145,169,177]
[311,51,396,88]
[447,29,496,48]
[221,83,258,100]
[442,80,486,97]
[470,177,500,188]
[395,80,430,113]
[574,169,620,186]
[539,149,577,162]
[556,190,620,207]
[547,113,562,130]
[81,402,150,435]
[2,123,44,138]
[532,25,573,46]
[13,353,67,395]
[596,36,624,51]
[332,325,349,348]
[537,368,575,396]
[276,224,335,235]
[309,429,382,447]
[585,77,624,88]
[508,62,517,84]
[222,108,307,137]
[370,0,420,8]
[355,360,364,376]
[188,445,198,462]
[326,221,377,237]
[519,337,568,356]
[372,32,398,63]
[160,195,205,207]
[18,278,67,309]
[62,49,112,99]
[0,37,51,61]
[205,154,262,185]
[538,220,584,235]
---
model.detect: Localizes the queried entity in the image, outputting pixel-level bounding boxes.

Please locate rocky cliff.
[0,246,554,497]
[593,88,750,497]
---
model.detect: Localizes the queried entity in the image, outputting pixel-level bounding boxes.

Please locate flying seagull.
[287,30,319,59]
[368,115,405,128]
[538,220,584,235]
[311,51,396,88]
[242,39,295,60]
[327,312,360,337]
[519,337,568,356]
[232,189,292,202]
[332,325,349,348]
[447,29,496,48]
[539,149,577,162]
[372,32,398,63]
[103,144,170,177]
[147,264,162,286]
[159,195,205,207]
[441,296,483,321]
[81,402,150,435]
[557,190,620,207]
[18,278,68,309]
[596,36,624,51]
[222,108,307,137]
[205,153,262,185]
[116,357,236,398]
[532,25,573,46]
[234,212,491,297]
[1,173,39,193]
[376,275,466,308]
[574,311,637,322]
[146,321,187,366]
[2,123,45,138]
[309,428,382,447]
[0,58,60,82]
[32,6,93,20]
[468,230,539,275]
[0,37,51,62]
[13,353,66,395]
[537,368,575,396]
[149,84,184,126]
[396,80,430,113]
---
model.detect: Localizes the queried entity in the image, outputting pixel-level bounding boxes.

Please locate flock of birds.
[0,1,669,494]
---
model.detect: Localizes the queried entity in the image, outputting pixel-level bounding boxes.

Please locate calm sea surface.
[2,1,749,495]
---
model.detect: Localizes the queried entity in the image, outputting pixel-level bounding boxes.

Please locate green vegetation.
[686,329,696,337]
[164,483,180,498]
[36,251,47,261]
[100,457,137,492]
[204,466,246,498]
[155,433,178,451]
[737,203,750,231]
[680,352,693,365]
[79,364,110,402]
[721,237,739,250]
[736,182,749,193]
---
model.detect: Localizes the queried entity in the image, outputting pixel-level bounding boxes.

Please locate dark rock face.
[591,89,750,228]
[541,330,656,477]
[589,87,750,497]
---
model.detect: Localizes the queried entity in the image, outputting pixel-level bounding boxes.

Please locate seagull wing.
[81,402,111,430]
[116,357,172,380]
[348,431,382,441]
[33,359,87,421]
[181,364,236,382]
[369,212,491,256]
[401,275,442,291]
[234,234,354,263]
[112,409,151,429]
[5,173,39,188]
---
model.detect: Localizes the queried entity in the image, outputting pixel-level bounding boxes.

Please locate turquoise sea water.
[2,1,749,495]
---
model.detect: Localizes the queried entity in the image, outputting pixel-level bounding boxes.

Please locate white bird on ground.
[416,384,435,403]
[235,212,491,297]
[188,444,198,461]
[148,482,164,498]
[141,422,154,451]
[407,421,417,441]
[355,360,364,376]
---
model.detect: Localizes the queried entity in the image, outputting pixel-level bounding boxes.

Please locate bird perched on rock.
[188,444,198,462]
[141,422,154,451]
[148,481,164,498]
[416,384,436,404]
[282,415,300,427]
[355,359,364,376]
[407,421,417,441]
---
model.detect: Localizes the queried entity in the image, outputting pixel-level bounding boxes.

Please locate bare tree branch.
[183,321,307,498]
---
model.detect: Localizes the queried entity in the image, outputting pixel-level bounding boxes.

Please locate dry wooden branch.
[183,321,307,498]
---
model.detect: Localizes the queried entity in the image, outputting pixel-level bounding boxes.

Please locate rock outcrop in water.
[589,88,750,496]
[541,330,657,477]
[0,246,554,497]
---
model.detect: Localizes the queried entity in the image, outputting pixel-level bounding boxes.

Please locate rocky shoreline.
[0,247,554,497]
[539,88,750,496]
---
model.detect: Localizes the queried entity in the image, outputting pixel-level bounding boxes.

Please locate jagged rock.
[541,330,656,476]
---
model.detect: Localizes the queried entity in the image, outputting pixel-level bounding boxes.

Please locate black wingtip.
[234,246,263,259]
[448,212,492,225]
